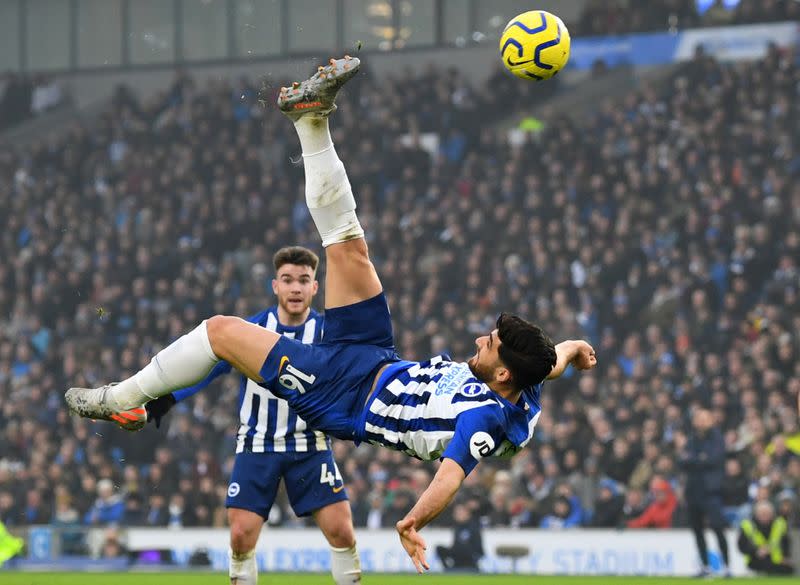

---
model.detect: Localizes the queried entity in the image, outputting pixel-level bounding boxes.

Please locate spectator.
[722,458,751,526]
[100,528,128,560]
[591,479,624,527]
[738,500,793,576]
[703,0,735,26]
[145,494,169,527]
[84,479,125,527]
[628,442,660,492]
[383,490,414,528]
[540,496,577,529]
[0,493,14,527]
[603,437,638,486]
[52,487,86,555]
[776,490,799,529]
[435,503,483,572]
[627,477,677,528]
[353,491,384,529]
[24,490,49,525]
[123,492,147,526]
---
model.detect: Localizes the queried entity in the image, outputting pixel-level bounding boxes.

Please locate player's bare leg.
[279,57,382,310]
[314,501,362,584]
[227,508,263,584]
[65,317,281,421]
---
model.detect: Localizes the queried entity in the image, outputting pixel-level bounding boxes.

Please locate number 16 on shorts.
[279,360,316,394]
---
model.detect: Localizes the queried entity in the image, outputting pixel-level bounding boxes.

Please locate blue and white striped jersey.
[360,356,542,475]
[173,307,328,454]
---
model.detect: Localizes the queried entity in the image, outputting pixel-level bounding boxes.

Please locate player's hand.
[145,394,177,429]
[571,341,597,371]
[396,517,429,573]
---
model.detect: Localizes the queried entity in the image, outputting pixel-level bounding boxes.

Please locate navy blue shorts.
[225,451,347,518]
[259,293,399,441]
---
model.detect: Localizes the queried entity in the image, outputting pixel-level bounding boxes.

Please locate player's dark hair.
[496,313,557,390]
[273,246,319,273]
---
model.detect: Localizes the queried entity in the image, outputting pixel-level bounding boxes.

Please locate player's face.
[467,329,508,385]
[272,263,318,316]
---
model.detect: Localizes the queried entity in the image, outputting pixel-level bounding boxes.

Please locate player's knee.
[323,522,356,549]
[206,315,239,361]
[230,522,258,553]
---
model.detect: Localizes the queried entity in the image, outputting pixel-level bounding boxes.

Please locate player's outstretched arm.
[395,458,465,573]
[546,340,597,380]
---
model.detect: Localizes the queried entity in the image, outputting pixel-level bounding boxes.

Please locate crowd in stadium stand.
[575,0,799,36]
[0,43,798,542]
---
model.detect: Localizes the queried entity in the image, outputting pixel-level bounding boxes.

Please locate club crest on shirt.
[460,382,484,397]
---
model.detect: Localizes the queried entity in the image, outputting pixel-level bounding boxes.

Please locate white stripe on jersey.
[249,381,271,452]
[236,383,255,453]
[266,311,278,331]
[364,422,454,459]
[294,418,308,451]
[272,399,290,452]
[302,319,316,343]
[520,411,541,449]
[370,395,496,422]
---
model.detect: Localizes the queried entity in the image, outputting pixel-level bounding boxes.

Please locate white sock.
[108,321,219,410]
[229,549,257,584]
[293,117,363,247]
[294,115,333,156]
[330,544,361,585]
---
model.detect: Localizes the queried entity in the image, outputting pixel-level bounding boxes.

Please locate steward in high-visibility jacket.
[0,520,24,566]
[737,501,794,576]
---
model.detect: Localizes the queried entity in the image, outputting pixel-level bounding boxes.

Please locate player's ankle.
[229,548,257,584]
[331,544,361,584]
[294,115,333,155]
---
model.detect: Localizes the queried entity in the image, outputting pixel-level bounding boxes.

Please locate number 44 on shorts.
[320,462,343,486]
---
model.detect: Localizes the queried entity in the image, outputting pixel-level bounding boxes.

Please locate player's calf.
[277,57,364,248]
[315,500,361,584]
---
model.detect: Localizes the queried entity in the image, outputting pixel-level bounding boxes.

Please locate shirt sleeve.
[441,407,504,476]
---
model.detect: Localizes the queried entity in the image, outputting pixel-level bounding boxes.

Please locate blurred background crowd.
[0,8,799,546]
[576,0,800,36]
